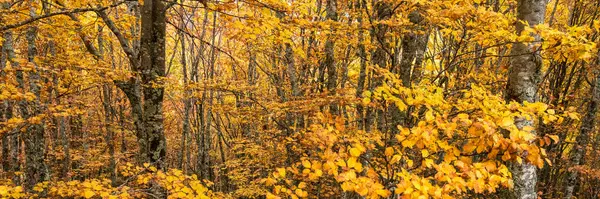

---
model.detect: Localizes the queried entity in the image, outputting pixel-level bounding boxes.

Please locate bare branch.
[0,1,128,31]
[96,9,138,67]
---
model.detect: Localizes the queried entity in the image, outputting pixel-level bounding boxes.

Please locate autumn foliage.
[1,0,600,199]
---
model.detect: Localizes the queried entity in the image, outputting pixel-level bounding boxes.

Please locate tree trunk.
[324,0,338,113]
[102,85,117,184]
[179,22,191,171]
[1,30,20,179]
[505,0,548,199]
[24,9,49,189]
[399,10,428,87]
[139,0,167,168]
[564,69,599,198]
[355,0,368,131]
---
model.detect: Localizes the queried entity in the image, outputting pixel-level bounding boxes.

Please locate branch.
[66,13,102,60]
[0,1,128,31]
[96,9,138,67]
[166,20,241,68]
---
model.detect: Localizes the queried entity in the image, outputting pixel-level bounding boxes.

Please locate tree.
[96,0,167,167]
[564,69,600,198]
[505,0,549,198]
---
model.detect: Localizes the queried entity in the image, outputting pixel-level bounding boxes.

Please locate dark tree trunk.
[324,0,338,114]
[355,0,368,131]
[564,70,600,198]
[139,0,167,168]
[1,29,20,178]
[23,12,49,189]
[399,10,428,87]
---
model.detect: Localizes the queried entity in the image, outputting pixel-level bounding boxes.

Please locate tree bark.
[98,0,167,167]
[505,0,548,199]
[324,0,338,113]
[563,69,599,199]
[139,0,167,168]
[399,10,428,87]
[179,19,191,171]
[23,8,49,189]
[355,0,368,131]
[1,30,20,179]
[102,85,117,184]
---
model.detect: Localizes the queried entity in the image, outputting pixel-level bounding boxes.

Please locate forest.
[0,0,599,198]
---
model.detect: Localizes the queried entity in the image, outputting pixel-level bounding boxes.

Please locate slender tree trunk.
[200,10,219,181]
[180,21,191,171]
[119,98,127,154]
[1,29,20,179]
[70,115,85,151]
[355,0,368,131]
[1,31,9,173]
[399,10,428,87]
[505,0,548,199]
[194,9,209,179]
[53,75,70,179]
[564,69,600,198]
[324,0,338,113]
[23,8,49,189]
[102,85,117,184]
[369,1,392,132]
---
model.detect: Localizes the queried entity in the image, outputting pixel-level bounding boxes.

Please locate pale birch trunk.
[505,0,548,199]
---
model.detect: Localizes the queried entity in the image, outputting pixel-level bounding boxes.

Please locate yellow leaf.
[354,162,363,172]
[567,112,580,120]
[356,185,368,196]
[298,182,307,189]
[266,193,280,199]
[548,135,559,143]
[265,178,277,186]
[402,139,416,148]
[502,152,511,161]
[421,149,429,158]
[302,160,311,169]
[412,181,421,190]
[425,158,434,168]
[336,159,347,167]
[425,111,435,122]
[501,117,514,127]
[375,189,390,197]
[400,127,410,135]
[83,190,95,199]
[341,182,353,191]
[463,143,476,153]
[362,97,371,105]
[0,186,7,195]
[390,155,401,164]
[407,159,414,167]
[349,148,361,157]
[347,157,357,168]
[277,168,286,178]
[295,189,307,198]
[385,147,394,157]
